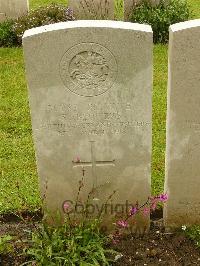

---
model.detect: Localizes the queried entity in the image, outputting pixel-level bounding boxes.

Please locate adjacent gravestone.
[164,19,200,228]
[0,0,29,21]
[124,0,138,21]
[23,20,152,231]
[68,0,114,20]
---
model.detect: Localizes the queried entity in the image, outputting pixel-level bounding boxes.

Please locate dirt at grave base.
[113,222,200,266]
[0,214,200,266]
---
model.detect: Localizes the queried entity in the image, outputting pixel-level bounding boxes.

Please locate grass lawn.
[188,0,200,19]
[0,49,40,213]
[30,0,68,10]
[0,0,199,214]
[152,45,168,195]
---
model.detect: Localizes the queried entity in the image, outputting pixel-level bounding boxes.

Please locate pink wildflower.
[150,197,159,211]
[110,232,122,245]
[130,206,138,216]
[63,201,70,213]
[143,207,150,216]
[116,220,128,228]
[112,237,120,245]
[159,193,168,202]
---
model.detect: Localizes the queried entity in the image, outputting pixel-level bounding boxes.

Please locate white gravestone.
[68,0,114,20]
[23,21,152,230]
[0,0,29,21]
[164,19,200,228]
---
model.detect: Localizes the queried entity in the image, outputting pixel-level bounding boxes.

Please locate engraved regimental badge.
[60,43,117,97]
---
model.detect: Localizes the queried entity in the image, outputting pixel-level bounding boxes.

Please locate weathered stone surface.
[0,0,29,21]
[164,19,200,228]
[124,0,138,21]
[23,21,152,230]
[68,0,114,20]
[0,12,6,22]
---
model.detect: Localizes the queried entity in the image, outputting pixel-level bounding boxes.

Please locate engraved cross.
[72,141,115,188]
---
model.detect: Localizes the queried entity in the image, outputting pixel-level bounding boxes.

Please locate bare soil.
[114,220,200,266]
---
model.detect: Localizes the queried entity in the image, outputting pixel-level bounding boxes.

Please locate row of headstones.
[0,0,166,22]
[0,0,29,22]
[68,0,167,20]
[22,19,200,231]
[69,0,150,20]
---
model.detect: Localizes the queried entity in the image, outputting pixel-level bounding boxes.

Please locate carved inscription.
[176,201,200,216]
[178,120,200,161]
[69,51,109,89]
[185,120,200,132]
[60,43,117,97]
[42,102,151,136]
[73,141,115,188]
